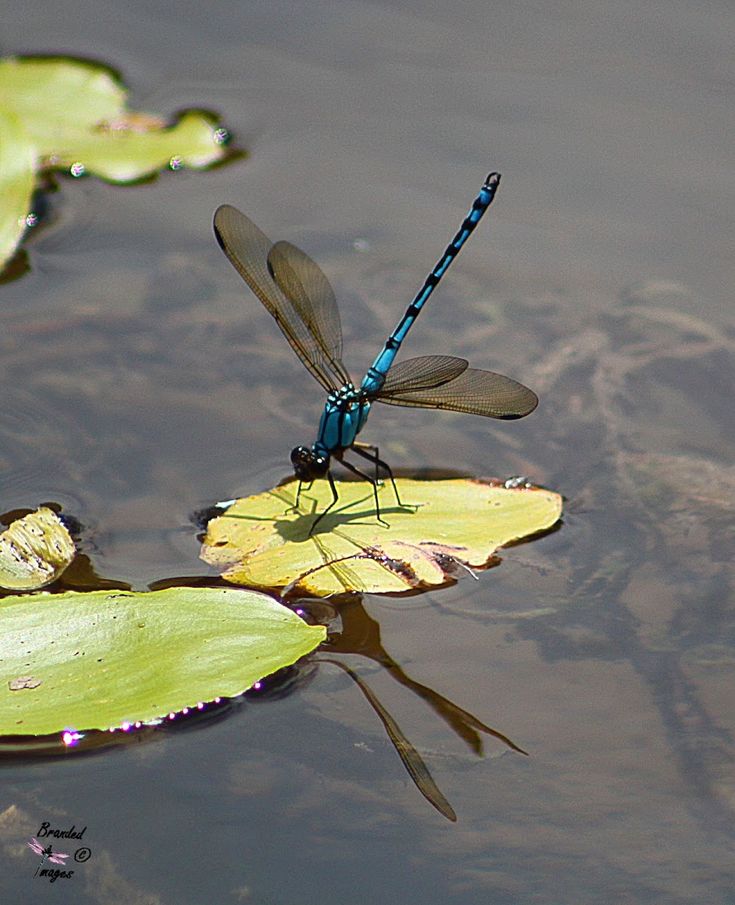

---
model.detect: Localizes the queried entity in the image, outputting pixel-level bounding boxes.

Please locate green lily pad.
[0,587,325,736]
[201,478,563,595]
[0,107,35,273]
[0,55,234,271]
[0,507,75,591]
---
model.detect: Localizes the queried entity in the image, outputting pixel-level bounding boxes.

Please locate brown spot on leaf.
[8,675,41,690]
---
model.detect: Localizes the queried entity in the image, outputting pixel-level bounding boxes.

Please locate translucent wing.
[377,366,538,419]
[376,355,469,395]
[213,205,348,392]
[27,838,45,856]
[48,851,69,865]
[268,241,351,386]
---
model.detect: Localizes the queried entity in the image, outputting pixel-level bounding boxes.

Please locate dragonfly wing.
[376,366,538,419]
[268,241,351,386]
[49,853,69,864]
[28,839,44,855]
[377,355,469,394]
[213,205,346,392]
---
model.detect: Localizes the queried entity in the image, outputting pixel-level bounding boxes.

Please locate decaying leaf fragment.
[0,507,75,591]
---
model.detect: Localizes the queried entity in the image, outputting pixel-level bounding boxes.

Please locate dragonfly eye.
[291,446,329,480]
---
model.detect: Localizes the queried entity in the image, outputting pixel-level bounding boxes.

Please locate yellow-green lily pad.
[201,478,562,596]
[0,55,234,271]
[0,507,75,591]
[0,587,325,736]
[0,107,36,274]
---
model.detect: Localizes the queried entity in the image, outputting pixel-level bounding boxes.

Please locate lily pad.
[0,55,233,271]
[0,507,75,591]
[0,107,36,274]
[201,478,563,595]
[0,587,325,736]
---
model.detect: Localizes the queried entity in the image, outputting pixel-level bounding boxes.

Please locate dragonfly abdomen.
[361,173,501,397]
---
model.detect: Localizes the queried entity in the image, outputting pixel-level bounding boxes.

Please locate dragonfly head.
[291,446,329,481]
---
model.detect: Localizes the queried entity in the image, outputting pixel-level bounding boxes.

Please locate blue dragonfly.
[213,172,537,533]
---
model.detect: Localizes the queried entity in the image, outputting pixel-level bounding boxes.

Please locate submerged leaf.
[201,478,562,595]
[0,507,75,591]
[0,587,325,736]
[0,55,234,270]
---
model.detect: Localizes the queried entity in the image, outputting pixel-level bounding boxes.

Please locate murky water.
[1,1,733,902]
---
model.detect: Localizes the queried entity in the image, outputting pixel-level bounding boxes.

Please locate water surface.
[1,1,733,902]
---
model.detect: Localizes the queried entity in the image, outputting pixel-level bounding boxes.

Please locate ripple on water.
[0,388,87,507]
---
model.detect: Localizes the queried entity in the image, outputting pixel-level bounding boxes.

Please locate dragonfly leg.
[351,440,382,484]
[286,479,309,514]
[308,469,340,536]
[351,442,412,510]
[336,453,388,526]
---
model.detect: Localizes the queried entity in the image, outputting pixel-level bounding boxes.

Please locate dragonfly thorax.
[291,383,373,482]
[314,383,372,458]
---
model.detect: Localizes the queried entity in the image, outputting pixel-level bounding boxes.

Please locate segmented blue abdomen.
[361,175,499,396]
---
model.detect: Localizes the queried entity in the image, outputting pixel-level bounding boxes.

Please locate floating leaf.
[54,110,229,183]
[201,478,562,595]
[0,57,127,133]
[0,55,234,271]
[0,507,75,591]
[0,107,35,272]
[0,587,325,736]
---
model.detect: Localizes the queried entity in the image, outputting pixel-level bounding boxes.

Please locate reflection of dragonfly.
[28,837,69,875]
[316,597,528,822]
[214,172,538,533]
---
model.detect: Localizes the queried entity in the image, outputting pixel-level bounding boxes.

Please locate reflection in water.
[320,656,457,821]
[308,595,526,820]
[320,596,526,757]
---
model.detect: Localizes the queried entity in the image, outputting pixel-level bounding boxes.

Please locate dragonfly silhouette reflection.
[214,173,537,533]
